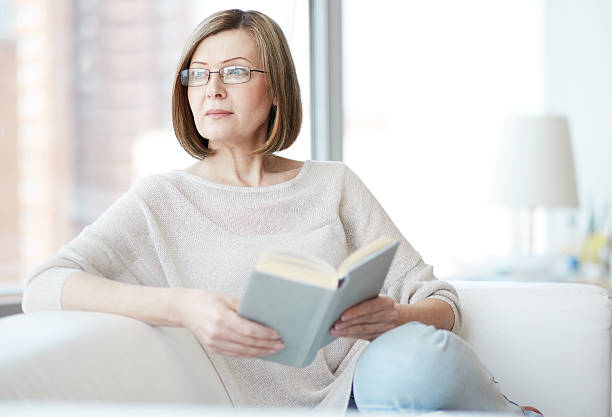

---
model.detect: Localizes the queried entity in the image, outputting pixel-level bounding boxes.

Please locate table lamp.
[489,115,579,253]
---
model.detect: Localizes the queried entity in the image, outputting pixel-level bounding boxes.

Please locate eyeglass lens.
[180,66,252,86]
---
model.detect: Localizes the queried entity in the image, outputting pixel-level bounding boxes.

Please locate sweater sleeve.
[22,177,160,313]
[338,164,462,333]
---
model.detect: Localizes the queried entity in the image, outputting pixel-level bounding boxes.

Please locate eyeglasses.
[178,65,266,87]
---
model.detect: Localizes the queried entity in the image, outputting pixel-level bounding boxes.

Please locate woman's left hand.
[330,296,399,341]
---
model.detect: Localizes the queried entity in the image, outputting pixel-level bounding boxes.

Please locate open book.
[238,237,399,368]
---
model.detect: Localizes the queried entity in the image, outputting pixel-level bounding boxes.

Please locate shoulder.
[129,173,166,195]
[300,160,354,189]
[127,171,185,203]
[305,159,353,177]
[302,160,370,193]
[308,160,365,184]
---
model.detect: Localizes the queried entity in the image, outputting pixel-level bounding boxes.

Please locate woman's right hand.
[178,288,285,358]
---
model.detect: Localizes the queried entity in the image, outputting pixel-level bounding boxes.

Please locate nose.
[206,72,226,99]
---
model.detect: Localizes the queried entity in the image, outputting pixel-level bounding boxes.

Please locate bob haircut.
[172,9,302,159]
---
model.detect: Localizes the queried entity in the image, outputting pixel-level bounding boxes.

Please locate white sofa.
[0,281,610,417]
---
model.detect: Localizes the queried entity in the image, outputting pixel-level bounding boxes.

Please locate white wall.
[546,0,612,229]
[342,1,547,273]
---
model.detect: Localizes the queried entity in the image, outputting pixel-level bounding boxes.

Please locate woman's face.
[187,29,274,148]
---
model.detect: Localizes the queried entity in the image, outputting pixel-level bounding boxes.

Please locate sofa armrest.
[453,280,612,417]
[0,311,232,405]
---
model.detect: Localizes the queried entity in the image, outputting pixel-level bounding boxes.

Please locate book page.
[336,237,395,278]
[256,251,338,289]
[262,250,335,272]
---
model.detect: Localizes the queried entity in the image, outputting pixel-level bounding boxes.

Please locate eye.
[224,66,248,76]
[191,69,207,79]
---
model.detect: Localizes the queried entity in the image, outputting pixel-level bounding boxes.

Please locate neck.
[197,147,277,187]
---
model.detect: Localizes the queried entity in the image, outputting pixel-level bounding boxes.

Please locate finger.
[220,328,286,350]
[227,299,240,312]
[209,338,285,358]
[224,327,283,351]
[221,294,241,311]
[335,309,390,326]
[225,312,283,342]
[216,295,281,340]
[333,321,388,335]
[338,300,377,320]
[340,297,394,321]
[352,333,384,342]
[333,309,396,330]
[331,322,395,338]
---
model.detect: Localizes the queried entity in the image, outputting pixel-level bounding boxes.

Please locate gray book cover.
[238,240,399,368]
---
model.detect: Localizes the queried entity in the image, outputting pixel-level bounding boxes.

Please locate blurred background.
[1,0,611,298]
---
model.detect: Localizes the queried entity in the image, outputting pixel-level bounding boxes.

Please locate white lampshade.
[489,115,579,208]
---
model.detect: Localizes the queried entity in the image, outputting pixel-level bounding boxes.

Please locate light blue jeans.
[349,322,541,416]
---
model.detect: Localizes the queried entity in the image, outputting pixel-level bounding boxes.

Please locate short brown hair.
[172,9,302,159]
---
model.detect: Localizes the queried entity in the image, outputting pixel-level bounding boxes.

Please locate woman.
[23,9,541,416]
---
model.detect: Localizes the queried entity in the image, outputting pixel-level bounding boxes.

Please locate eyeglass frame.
[178,65,267,87]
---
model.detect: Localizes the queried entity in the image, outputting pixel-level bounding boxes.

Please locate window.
[0,0,310,289]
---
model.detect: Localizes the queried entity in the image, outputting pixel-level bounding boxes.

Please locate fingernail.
[342,315,350,321]
[274,343,285,349]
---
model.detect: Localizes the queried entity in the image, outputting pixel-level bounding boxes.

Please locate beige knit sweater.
[23,159,462,412]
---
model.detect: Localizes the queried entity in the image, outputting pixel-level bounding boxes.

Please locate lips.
[205,109,233,117]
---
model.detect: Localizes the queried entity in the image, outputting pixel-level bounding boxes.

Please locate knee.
[353,321,467,411]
